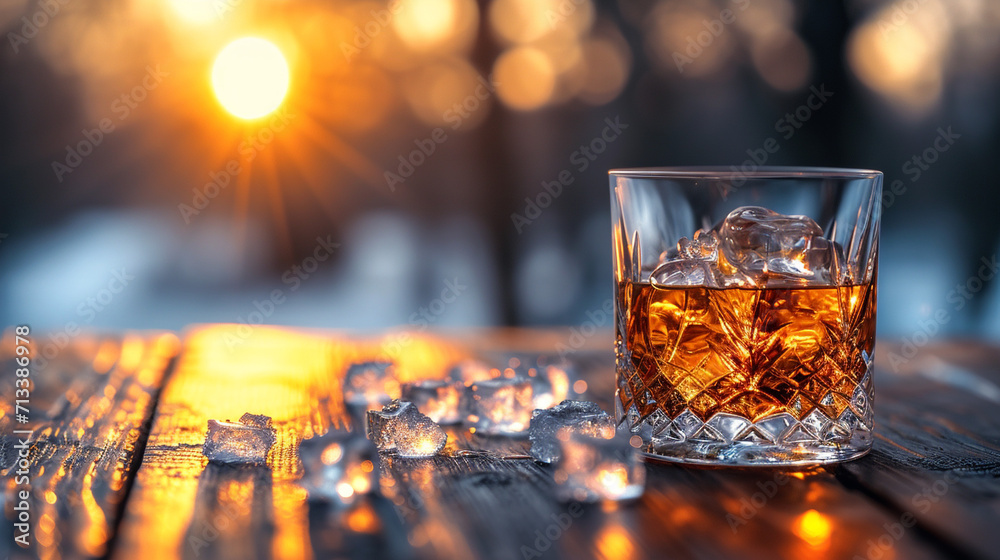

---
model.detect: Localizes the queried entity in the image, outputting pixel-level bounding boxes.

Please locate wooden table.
[2,326,998,560]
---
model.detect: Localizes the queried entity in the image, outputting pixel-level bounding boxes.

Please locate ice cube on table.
[515,367,554,410]
[718,206,838,285]
[447,360,499,386]
[461,377,534,435]
[203,413,276,464]
[239,412,273,430]
[553,430,646,503]
[299,431,378,503]
[366,400,448,457]
[528,400,615,463]
[486,360,576,410]
[401,380,463,424]
[343,361,401,417]
[526,363,577,409]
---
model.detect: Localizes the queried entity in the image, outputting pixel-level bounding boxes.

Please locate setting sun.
[212,37,290,120]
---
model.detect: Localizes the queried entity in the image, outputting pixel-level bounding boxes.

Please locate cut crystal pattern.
[615,267,876,461]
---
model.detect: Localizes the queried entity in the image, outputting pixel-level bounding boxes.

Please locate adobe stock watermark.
[726,471,792,532]
[881,126,960,213]
[384,74,498,192]
[178,107,295,223]
[52,65,169,183]
[555,298,614,359]
[380,277,468,357]
[511,116,628,233]
[224,234,339,349]
[853,471,958,560]
[7,0,72,54]
[519,502,584,560]
[886,252,998,371]
[33,268,135,371]
[716,84,833,199]
[341,0,401,61]
[877,0,929,39]
[673,0,750,73]
[187,500,244,556]
[186,0,246,23]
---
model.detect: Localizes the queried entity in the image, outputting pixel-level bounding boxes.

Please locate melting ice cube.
[678,228,720,260]
[521,362,577,410]
[203,413,276,464]
[239,412,273,430]
[650,259,715,287]
[299,431,378,503]
[401,380,464,424]
[718,206,839,285]
[650,206,844,288]
[447,360,499,386]
[553,430,645,503]
[461,377,534,435]
[651,229,722,287]
[528,400,615,463]
[366,400,447,457]
[343,361,401,418]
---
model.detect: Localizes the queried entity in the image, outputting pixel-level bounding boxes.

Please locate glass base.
[619,402,874,466]
[616,360,876,467]
[641,440,871,467]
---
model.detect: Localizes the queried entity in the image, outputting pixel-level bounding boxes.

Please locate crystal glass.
[610,167,882,465]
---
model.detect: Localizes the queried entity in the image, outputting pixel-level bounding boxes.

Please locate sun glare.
[212,37,290,120]
[170,0,219,24]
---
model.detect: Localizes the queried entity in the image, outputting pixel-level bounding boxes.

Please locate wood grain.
[111,326,467,560]
[1,332,179,560]
[3,328,998,560]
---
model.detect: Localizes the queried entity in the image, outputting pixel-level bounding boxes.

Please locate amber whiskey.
[617,280,876,446]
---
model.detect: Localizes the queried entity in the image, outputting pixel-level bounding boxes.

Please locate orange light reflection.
[596,523,635,560]
[793,509,833,550]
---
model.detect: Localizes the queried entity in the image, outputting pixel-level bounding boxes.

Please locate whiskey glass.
[611,167,882,465]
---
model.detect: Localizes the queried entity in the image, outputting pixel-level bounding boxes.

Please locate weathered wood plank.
[111,325,467,560]
[0,332,179,560]
[834,343,1000,560]
[381,340,991,560]
[10,327,998,560]
[306,494,413,560]
[379,455,563,560]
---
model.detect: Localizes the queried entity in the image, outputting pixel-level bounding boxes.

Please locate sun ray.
[296,115,385,188]
[259,147,294,261]
[278,141,347,223]
[232,154,255,278]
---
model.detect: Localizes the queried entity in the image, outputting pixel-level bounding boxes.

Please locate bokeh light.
[751,28,811,92]
[793,509,833,549]
[393,0,479,54]
[402,58,492,129]
[489,0,594,45]
[493,46,556,111]
[847,0,950,114]
[212,37,290,120]
[578,35,632,105]
[645,3,735,78]
[394,0,456,47]
[169,0,220,24]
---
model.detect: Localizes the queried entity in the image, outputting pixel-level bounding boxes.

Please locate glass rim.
[608,166,882,180]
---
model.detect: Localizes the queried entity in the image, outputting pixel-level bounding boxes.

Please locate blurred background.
[1,0,999,339]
